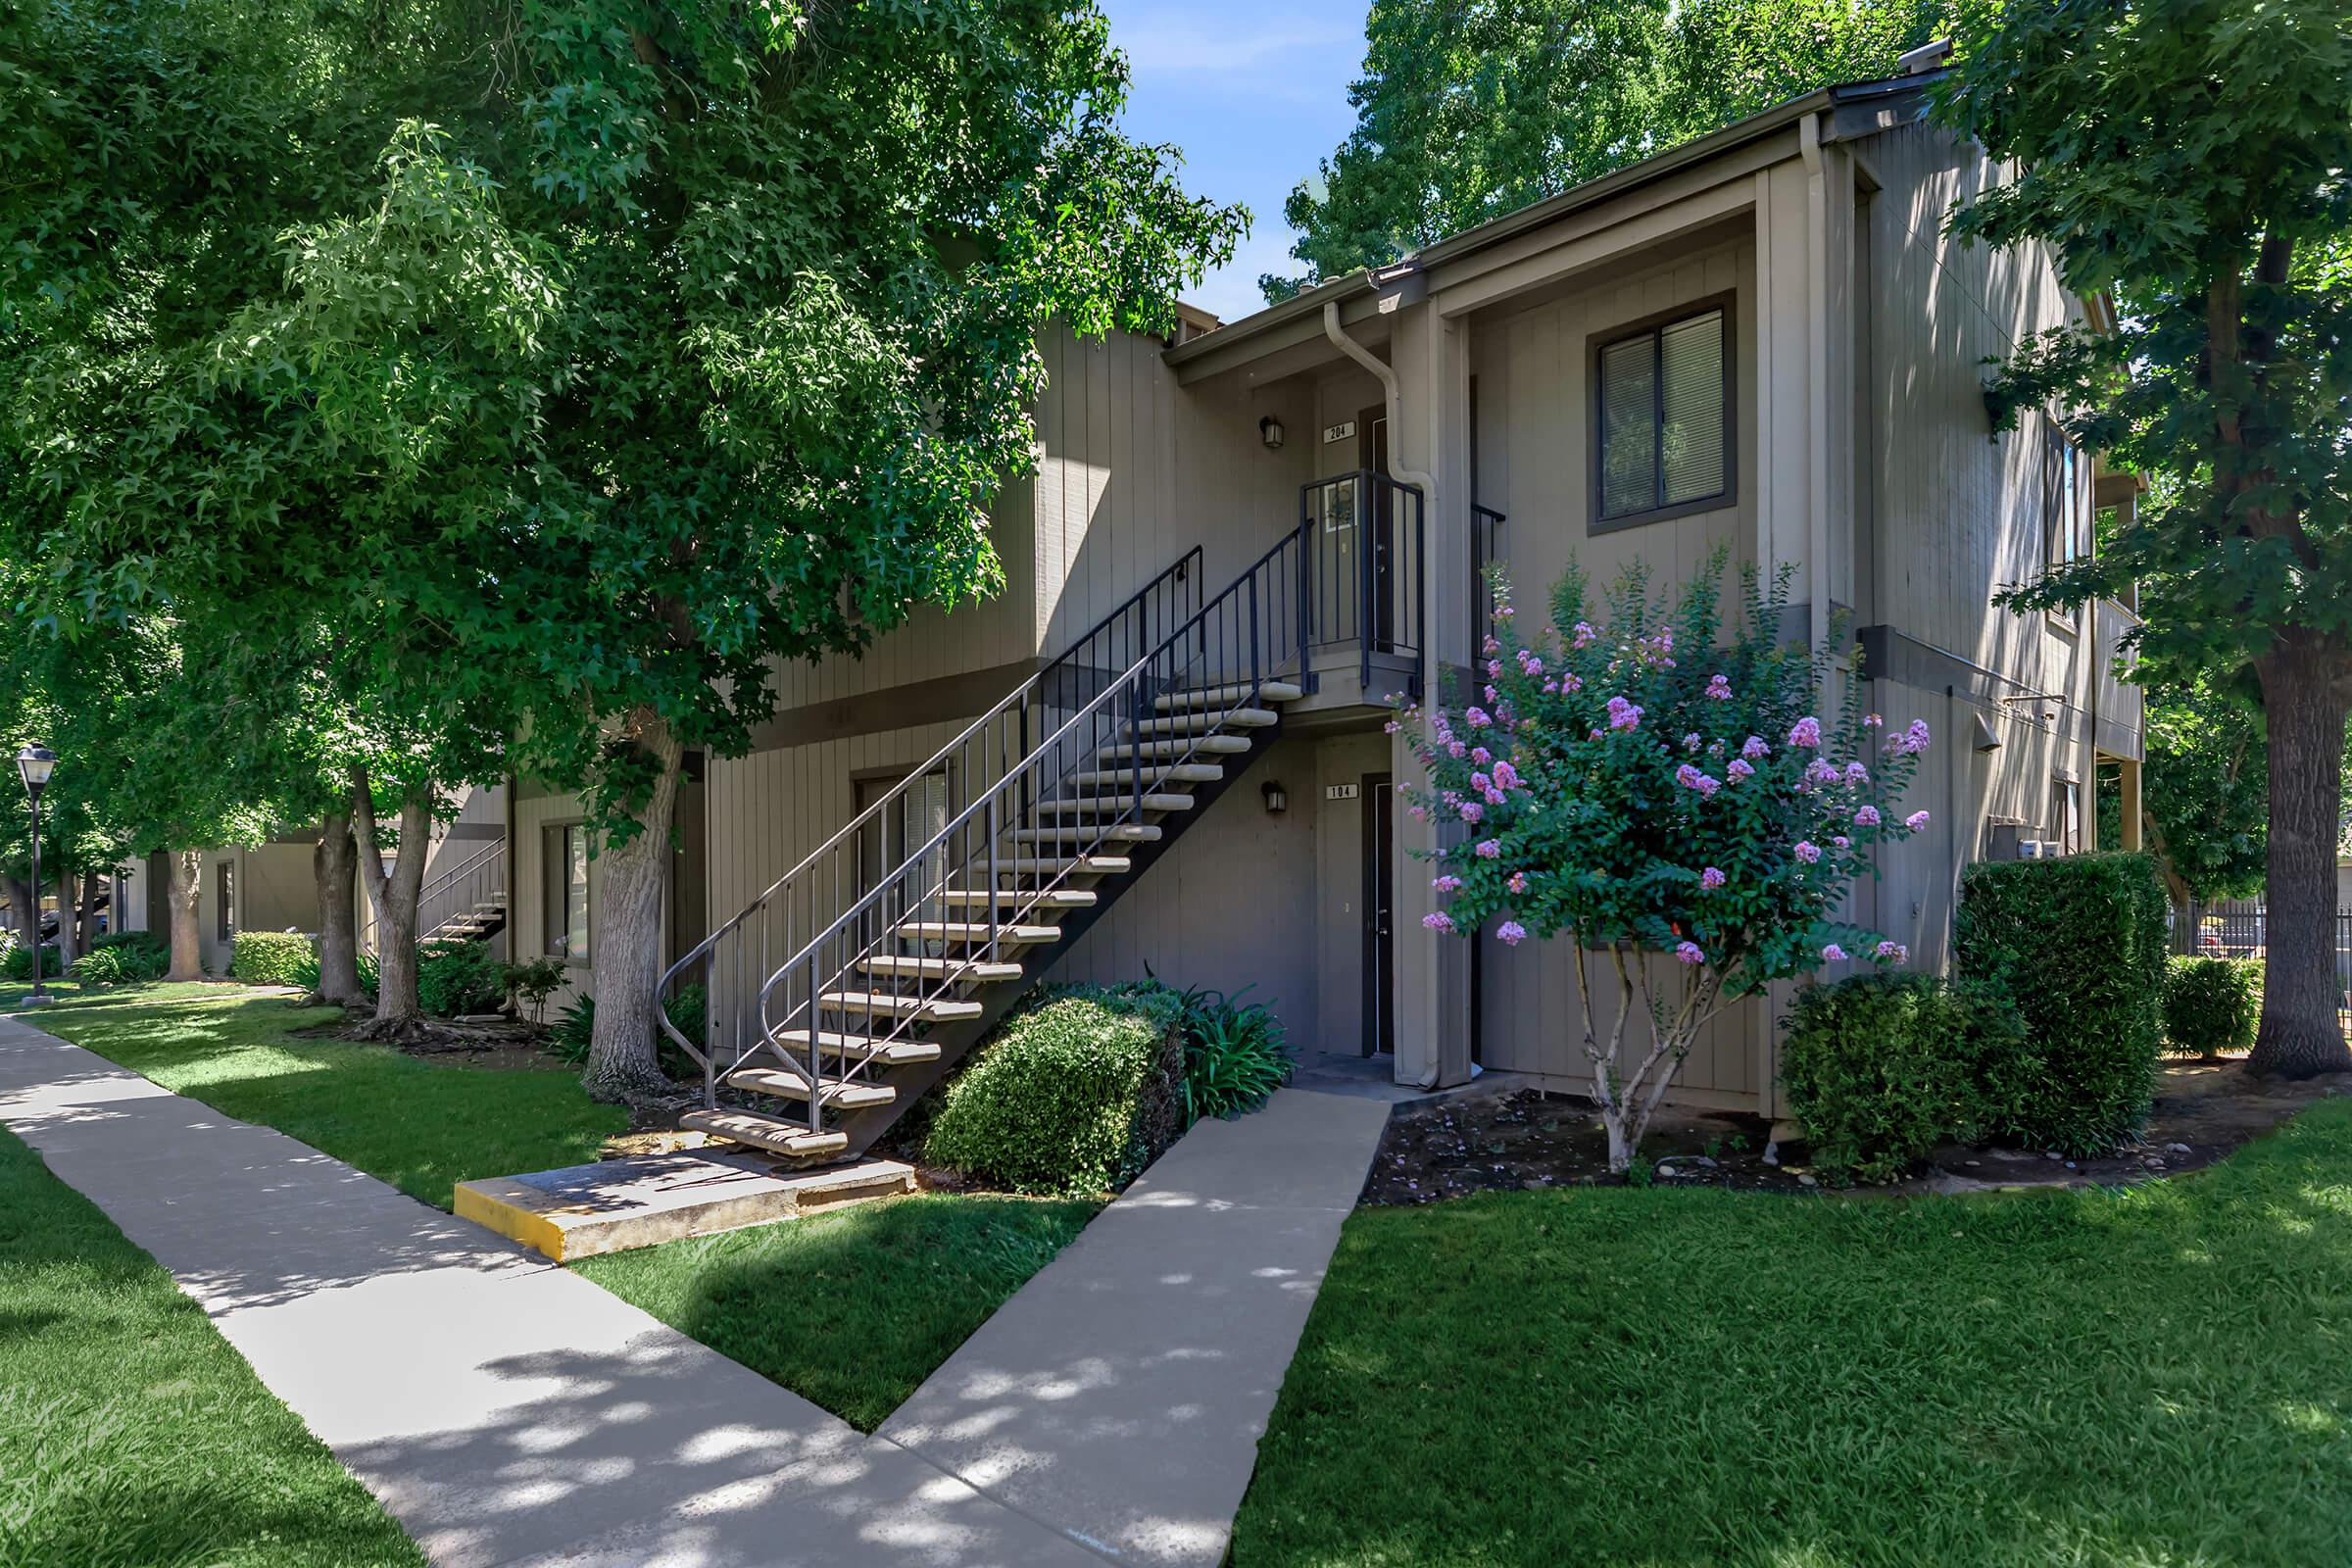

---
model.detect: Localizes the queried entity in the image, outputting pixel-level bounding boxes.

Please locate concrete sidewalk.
[0,1015,1403,1566]
[879,1080,1399,1565]
[0,1014,1097,1568]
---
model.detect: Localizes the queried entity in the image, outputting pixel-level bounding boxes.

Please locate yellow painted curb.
[455,1179,570,1262]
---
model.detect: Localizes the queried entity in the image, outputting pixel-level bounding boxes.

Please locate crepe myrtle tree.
[1396,555,1934,1171]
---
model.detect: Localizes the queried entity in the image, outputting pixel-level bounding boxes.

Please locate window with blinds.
[1593,305,1730,528]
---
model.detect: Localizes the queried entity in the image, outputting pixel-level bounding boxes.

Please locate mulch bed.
[1363,1056,2352,1204]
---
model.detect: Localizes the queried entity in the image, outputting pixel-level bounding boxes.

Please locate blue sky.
[1099,1,1370,322]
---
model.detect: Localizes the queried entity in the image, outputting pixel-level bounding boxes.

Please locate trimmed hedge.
[2164,956,2260,1058]
[1953,852,2168,1155]
[230,930,315,987]
[1781,971,2033,1184]
[924,982,1186,1197]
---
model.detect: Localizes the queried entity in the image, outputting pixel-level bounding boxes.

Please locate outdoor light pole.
[16,744,56,1004]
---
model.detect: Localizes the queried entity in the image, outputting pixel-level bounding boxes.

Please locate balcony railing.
[1299,469,1426,694]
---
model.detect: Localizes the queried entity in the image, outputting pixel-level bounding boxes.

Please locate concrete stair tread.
[1100,734,1252,760]
[1131,708,1278,738]
[890,920,1063,944]
[678,1109,850,1158]
[993,856,1135,873]
[724,1066,898,1109]
[772,1031,942,1064]
[1154,679,1304,711]
[1036,793,1196,814]
[856,955,1023,983]
[1012,824,1161,843]
[1071,763,1224,788]
[820,990,984,1021]
[934,887,1099,908]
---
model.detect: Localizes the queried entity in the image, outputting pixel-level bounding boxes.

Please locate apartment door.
[855,767,951,958]
[1360,772,1396,1055]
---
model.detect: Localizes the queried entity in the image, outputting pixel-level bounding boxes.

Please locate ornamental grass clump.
[1398,551,1934,1171]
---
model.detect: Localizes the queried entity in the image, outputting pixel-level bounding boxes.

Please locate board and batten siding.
[1462,229,1764,1104]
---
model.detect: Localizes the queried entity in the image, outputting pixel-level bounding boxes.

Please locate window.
[545,823,589,962]
[1593,304,1732,529]
[216,861,235,942]
[2047,433,2084,568]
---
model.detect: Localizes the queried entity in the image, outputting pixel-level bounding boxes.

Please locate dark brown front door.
[1362,772,1396,1056]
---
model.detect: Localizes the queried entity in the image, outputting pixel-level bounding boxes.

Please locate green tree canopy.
[1260,0,1949,301]
[1939,0,2352,1075]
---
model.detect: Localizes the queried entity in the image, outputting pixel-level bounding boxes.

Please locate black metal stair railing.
[665,468,1427,1137]
[657,547,1202,1092]
[746,521,1318,1131]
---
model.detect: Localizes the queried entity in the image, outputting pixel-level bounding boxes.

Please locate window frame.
[1588,294,1739,535]
[2043,422,2084,634]
[544,820,591,967]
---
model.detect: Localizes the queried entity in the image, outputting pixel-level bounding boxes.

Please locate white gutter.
[1322,296,1440,497]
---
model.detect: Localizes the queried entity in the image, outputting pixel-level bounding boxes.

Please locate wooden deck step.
[1012,823,1161,844]
[890,920,1064,944]
[1129,708,1278,738]
[856,955,1023,983]
[1070,763,1225,788]
[771,1031,942,1065]
[1034,793,1196,815]
[933,887,1099,909]
[679,1109,850,1158]
[724,1066,898,1110]
[819,990,984,1021]
[1155,679,1303,712]
[1097,734,1251,761]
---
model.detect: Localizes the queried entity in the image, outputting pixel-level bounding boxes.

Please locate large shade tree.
[1938,0,2352,1075]
[1,0,1242,1100]
[1260,0,1949,301]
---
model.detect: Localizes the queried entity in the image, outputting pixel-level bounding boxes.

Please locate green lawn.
[577,1191,1100,1431]
[9,982,622,1207]
[0,1125,424,1567]
[1235,1099,2352,1567]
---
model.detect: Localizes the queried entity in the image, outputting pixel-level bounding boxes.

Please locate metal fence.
[2180,899,2352,1030]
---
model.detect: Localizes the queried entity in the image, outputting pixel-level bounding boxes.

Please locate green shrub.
[503,956,567,1022]
[416,939,505,1016]
[230,930,315,987]
[1178,983,1293,1123]
[2163,956,2260,1057]
[72,940,168,986]
[924,982,1186,1196]
[1953,852,2168,1155]
[91,929,168,958]
[1780,971,2033,1184]
[3,943,63,981]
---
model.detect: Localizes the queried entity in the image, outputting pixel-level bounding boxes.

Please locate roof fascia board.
[1429,140,1783,319]
[1171,284,1387,386]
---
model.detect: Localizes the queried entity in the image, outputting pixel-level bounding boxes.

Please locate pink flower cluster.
[1794,841,1822,864]
[1789,715,1822,748]
[1674,941,1705,964]
[1674,762,1722,799]
[1704,673,1733,700]
[1605,696,1643,732]
[1700,866,1726,891]
[1886,718,1932,755]
[1497,920,1528,947]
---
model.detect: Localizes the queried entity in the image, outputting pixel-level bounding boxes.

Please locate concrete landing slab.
[456,1152,917,1261]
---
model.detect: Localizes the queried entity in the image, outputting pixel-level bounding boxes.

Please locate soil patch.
[296,1010,577,1072]
[1363,1057,2352,1203]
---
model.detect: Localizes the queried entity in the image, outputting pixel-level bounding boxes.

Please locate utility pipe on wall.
[1322,297,1440,499]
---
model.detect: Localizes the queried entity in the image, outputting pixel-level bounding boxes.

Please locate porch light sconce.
[1258,416,1285,451]
[1261,780,1288,815]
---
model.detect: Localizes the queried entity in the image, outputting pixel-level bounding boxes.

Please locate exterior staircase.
[662,471,1423,1167]
[416,840,507,946]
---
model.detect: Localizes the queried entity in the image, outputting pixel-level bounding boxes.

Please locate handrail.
[659,545,1204,1081]
[748,518,1319,1118]
[411,836,505,948]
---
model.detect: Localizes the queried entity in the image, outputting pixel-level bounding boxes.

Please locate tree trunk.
[584,712,684,1103]
[51,870,78,972]
[312,811,364,1007]
[352,772,433,1035]
[2246,639,2352,1076]
[78,872,101,954]
[166,848,204,981]
[4,874,32,953]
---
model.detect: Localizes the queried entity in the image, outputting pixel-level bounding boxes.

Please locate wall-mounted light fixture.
[1261,780,1288,815]
[1258,416,1285,451]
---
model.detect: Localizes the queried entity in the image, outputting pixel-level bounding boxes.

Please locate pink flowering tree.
[1397,552,1935,1173]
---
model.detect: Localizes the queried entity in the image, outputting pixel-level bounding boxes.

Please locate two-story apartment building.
[489,61,2143,1162]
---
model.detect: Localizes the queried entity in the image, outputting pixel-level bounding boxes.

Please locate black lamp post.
[16,743,55,1004]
